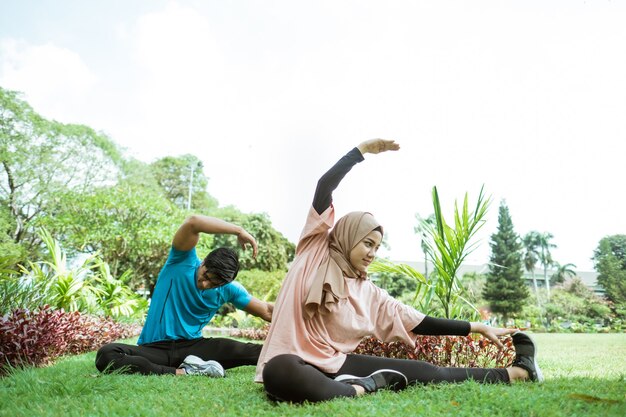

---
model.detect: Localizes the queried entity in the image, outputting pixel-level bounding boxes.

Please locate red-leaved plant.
[0,305,141,373]
[229,328,514,368]
[354,335,514,368]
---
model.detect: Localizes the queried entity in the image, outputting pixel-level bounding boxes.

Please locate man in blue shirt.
[95,215,273,376]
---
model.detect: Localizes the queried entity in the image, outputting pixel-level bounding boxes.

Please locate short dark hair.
[202,247,240,283]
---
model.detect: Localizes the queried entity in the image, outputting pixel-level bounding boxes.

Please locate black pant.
[262,353,510,403]
[95,338,262,375]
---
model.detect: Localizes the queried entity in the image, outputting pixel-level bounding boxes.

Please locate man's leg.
[337,353,510,384]
[95,342,175,375]
[173,337,262,369]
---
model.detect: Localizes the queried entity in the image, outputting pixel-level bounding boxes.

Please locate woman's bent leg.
[262,354,357,403]
[338,354,509,384]
[95,342,175,375]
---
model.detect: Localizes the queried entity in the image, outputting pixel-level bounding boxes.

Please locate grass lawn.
[1,333,624,417]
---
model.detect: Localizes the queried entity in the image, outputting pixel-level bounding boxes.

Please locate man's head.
[196,247,240,289]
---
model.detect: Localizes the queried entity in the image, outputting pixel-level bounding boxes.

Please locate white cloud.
[0,38,97,122]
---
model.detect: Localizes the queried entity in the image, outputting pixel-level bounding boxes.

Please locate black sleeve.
[411,316,471,336]
[312,147,365,214]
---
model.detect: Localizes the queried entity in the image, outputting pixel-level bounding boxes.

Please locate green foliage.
[0,86,123,256]
[537,231,557,299]
[544,279,611,325]
[149,154,218,211]
[423,186,490,319]
[235,269,286,302]
[593,234,626,308]
[522,231,541,294]
[212,208,295,271]
[371,186,489,320]
[44,179,182,290]
[214,310,267,330]
[0,228,146,319]
[520,278,616,332]
[369,260,437,315]
[550,262,577,285]
[414,213,435,278]
[483,201,529,321]
[370,269,417,302]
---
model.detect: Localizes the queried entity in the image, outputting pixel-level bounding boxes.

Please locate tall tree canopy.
[1,87,122,260]
[150,154,218,211]
[211,207,295,272]
[483,201,529,322]
[593,234,626,309]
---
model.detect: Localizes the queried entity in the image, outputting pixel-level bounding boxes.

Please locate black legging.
[262,353,510,403]
[95,337,262,375]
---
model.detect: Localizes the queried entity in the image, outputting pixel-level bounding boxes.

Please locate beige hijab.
[304,211,382,319]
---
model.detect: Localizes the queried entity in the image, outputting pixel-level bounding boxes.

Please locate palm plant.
[37,228,101,313]
[369,260,437,315]
[522,231,541,295]
[92,258,145,319]
[550,262,577,285]
[538,232,557,300]
[372,186,490,320]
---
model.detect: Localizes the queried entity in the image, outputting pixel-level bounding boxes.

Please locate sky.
[1,0,625,272]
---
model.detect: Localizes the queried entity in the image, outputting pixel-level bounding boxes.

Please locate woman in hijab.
[255,139,542,403]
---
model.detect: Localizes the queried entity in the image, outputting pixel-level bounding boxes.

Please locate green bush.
[235,269,287,302]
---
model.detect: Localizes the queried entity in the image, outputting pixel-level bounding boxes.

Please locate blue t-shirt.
[138,247,252,344]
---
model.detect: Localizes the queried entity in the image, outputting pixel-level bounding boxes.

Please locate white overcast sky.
[1,0,625,271]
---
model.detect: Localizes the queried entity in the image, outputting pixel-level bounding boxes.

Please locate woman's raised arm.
[312,139,399,214]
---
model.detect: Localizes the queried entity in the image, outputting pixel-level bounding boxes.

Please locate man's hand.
[470,322,517,350]
[237,229,258,258]
[244,298,273,322]
[357,139,400,155]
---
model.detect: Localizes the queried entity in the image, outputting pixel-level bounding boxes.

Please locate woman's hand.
[470,322,517,350]
[357,139,400,155]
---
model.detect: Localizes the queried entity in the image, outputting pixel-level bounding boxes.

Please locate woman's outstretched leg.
[338,353,510,385]
[262,354,357,403]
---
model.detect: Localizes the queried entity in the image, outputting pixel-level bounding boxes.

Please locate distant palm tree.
[538,232,557,300]
[414,213,436,279]
[550,262,577,285]
[522,231,541,295]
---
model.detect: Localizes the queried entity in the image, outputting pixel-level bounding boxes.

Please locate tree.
[550,262,577,285]
[211,208,295,272]
[45,176,181,293]
[593,235,626,309]
[1,87,122,260]
[522,231,541,295]
[150,154,218,212]
[414,213,435,279]
[538,232,557,300]
[483,201,529,323]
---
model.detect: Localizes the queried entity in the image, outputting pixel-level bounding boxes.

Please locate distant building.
[392,260,604,296]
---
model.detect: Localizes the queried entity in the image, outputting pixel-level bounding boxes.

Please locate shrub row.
[230,327,514,367]
[355,335,514,368]
[0,305,141,373]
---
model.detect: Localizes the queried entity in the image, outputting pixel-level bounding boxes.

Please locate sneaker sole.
[335,369,408,390]
[181,355,225,377]
[514,332,544,382]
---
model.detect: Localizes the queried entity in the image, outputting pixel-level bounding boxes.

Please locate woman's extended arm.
[313,139,399,214]
[412,317,517,350]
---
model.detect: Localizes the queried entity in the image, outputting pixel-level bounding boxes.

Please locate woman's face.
[349,230,383,274]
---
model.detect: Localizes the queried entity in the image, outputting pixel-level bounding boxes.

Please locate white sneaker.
[178,355,225,377]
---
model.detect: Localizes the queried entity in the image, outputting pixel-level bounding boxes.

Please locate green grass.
[1,333,624,417]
